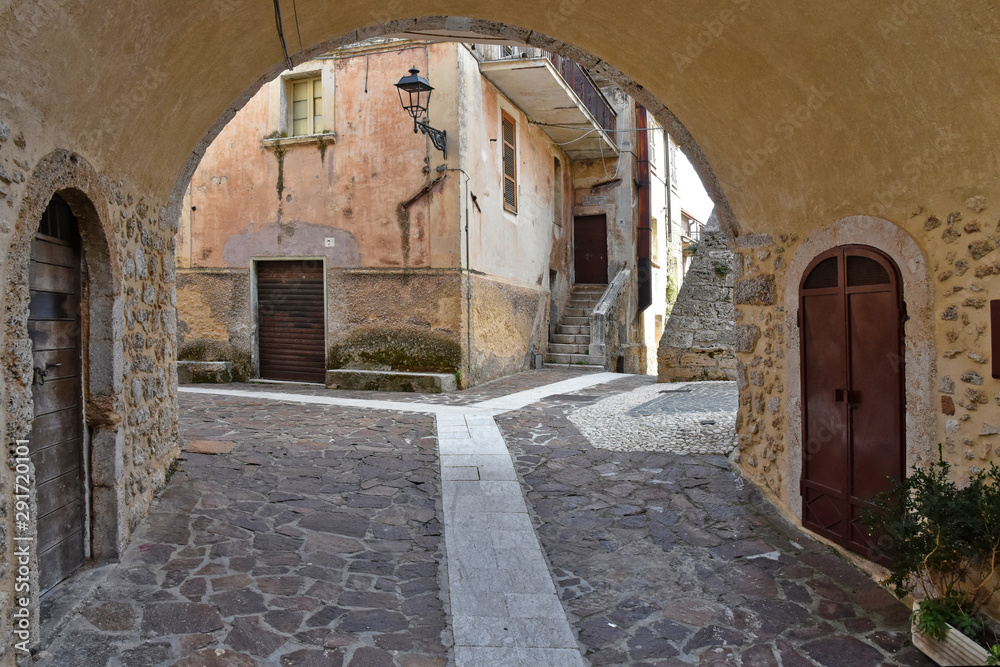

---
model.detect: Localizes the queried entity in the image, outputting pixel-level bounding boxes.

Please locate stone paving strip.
[180,372,621,419]
[569,381,737,454]
[437,413,584,666]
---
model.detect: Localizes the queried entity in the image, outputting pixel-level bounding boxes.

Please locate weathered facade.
[3,4,1000,660]
[176,39,680,387]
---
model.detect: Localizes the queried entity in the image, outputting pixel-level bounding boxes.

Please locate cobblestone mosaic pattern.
[37,395,448,667]
[570,380,737,454]
[497,407,933,667]
[627,383,739,417]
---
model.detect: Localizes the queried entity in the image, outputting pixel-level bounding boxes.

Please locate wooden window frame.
[289,74,323,137]
[501,111,517,214]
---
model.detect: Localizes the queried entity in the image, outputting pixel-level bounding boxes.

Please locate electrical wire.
[530,121,662,134]
[291,0,304,54]
[272,0,292,70]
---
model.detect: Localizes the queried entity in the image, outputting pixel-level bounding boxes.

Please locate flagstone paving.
[36,370,933,666]
[496,385,932,667]
[37,399,448,667]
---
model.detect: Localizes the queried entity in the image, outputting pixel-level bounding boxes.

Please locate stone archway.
[784,215,935,519]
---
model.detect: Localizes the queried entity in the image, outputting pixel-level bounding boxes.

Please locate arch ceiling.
[2,1,998,234]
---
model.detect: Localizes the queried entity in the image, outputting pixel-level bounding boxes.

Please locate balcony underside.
[479,59,619,161]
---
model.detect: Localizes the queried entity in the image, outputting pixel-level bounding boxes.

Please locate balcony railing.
[475,44,617,134]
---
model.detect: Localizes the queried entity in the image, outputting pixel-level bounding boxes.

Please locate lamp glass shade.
[394,67,434,119]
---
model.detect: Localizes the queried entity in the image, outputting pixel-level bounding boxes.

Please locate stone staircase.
[544,284,606,369]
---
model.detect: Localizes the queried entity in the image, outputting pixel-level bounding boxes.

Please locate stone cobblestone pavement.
[496,387,933,667]
[36,370,933,666]
[37,398,448,667]
[570,381,737,455]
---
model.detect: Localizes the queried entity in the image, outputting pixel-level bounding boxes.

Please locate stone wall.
[733,205,998,557]
[175,268,465,380]
[326,270,464,376]
[1,137,179,658]
[658,214,737,381]
[176,269,253,380]
[468,273,549,385]
[174,267,562,388]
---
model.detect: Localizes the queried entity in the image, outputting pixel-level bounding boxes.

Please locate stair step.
[556,325,590,335]
[548,343,589,354]
[546,352,605,365]
[551,334,589,345]
[572,284,607,291]
[563,307,590,317]
[543,362,605,371]
[561,316,590,326]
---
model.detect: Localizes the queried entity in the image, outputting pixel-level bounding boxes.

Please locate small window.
[290,76,323,136]
[502,111,517,213]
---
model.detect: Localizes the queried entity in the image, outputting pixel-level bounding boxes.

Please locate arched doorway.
[798,245,904,561]
[29,195,88,592]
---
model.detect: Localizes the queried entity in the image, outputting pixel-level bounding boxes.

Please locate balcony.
[475,45,619,161]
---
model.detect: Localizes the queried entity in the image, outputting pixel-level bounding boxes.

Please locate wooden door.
[29,195,87,593]
[799,246,904,562]
[256,260,326,383]
[573,215,608,284]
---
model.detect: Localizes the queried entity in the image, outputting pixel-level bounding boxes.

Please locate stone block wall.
[1,134,179,658]
[733,204,999,562]
[658,214,737,382]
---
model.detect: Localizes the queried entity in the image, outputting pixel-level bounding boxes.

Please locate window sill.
[262,133,337,149]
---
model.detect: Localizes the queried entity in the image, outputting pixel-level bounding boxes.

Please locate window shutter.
[502,112,517,212]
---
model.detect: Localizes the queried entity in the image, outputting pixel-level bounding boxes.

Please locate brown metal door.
[29,196,86,593]
[574,215,608,284]
[799,246,904,562]
[256,260,326,383]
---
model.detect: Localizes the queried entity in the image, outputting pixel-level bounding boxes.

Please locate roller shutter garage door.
[256,260,326,383]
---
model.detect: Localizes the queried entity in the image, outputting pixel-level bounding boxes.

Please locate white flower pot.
[911,602,990,666]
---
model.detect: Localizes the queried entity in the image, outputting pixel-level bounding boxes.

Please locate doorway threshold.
[249,378,326,387]
[38,562,116,653]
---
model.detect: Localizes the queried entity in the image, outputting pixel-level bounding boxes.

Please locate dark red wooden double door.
[799,246,904,561]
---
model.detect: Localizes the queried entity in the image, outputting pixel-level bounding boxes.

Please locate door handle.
[835,389,860,407]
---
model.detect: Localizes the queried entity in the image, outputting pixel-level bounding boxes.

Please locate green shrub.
[862,449,1000,642]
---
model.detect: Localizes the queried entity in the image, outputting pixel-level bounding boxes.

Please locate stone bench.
[326,369,457,393]
[176,361,233,384]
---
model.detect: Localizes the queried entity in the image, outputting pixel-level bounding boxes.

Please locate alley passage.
[37,370,929,666]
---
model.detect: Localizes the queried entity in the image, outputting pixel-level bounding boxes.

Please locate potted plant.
[862,450,1000,666]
